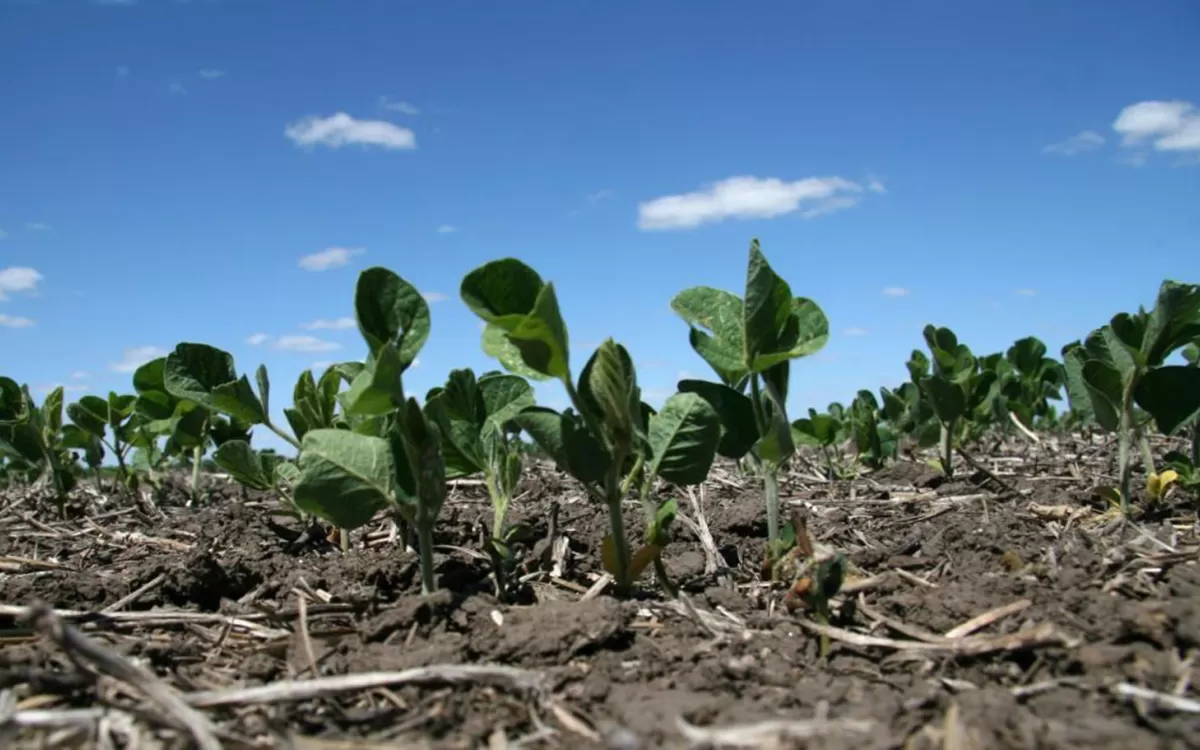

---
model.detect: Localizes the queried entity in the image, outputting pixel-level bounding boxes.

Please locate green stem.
[417,522,436,594]
[1192,423,1199,468]
[1117,405,1133,516]
[485,470,508,542]
[939,419,954,478]
[1138,432,1156,478]
[820,444,836,480]
[264,418,301,451]
[764,469,781,562]
[190,443,203,501]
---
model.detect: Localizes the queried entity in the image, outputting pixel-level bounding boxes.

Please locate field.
[2,433,1199,749]
[3,248,1200,748]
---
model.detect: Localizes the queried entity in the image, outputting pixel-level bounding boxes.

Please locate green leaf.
[61,424,104,466]
[478,373,535,428]
[461,259,570,380]
[68,397,108,437]
[213,440,273,490]
[512,406,568,468]
[581,339,639,450]
[1080,359,1123,432]
[1007,336,1047,375]
[343,343,404,417]
[1142,281,1200,366]
[1134,366,1200,437]
[676,379,758,459]
[670,286,747,387]
[293,429,396,530]
[42,386,64,435]
[791,413,839,447]
[480,324,551,381]
[132,358,167,394]
[255,365,271,417]
[751,297,830,372]
[163,343,265,424]
[107,393,136,427]
[646,392,720,486]
[919,375,966,424]
[742,240,794,368]
[354,267,431,368]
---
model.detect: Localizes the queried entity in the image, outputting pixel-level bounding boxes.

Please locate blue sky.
[2,0,1198,455]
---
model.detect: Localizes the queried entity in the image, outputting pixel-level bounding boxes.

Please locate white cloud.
[799,195,861,219]
[303,316,356,330]
[110,346,167,373]
[284,112,416,150]
[168,82,186,95]
[882,287,909,297]
[298,247,364,271]
[199,69,226,79]
[422,291,447,303]
[1015,288,1038,297]
[842,327,868,337]
[435,224,457,234]
[0,266,43,299]
[637,175,866,230]
[26,222,51,231]
[71,370,90,379]
[379,96,420,115]
[1113,100,1200,153]
[0,314,35,328]
[274,335,341,353]
[245,332,270,345]
[866,178,887,194]
[1042,130,1105,156]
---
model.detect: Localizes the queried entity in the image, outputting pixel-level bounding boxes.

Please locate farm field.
[2,248,1199,748]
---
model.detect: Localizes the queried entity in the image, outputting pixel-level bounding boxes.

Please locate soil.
[2,434,1199,749]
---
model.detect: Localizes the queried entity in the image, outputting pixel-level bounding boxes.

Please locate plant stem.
[263,418,301,451]
[605,460,632,593]
[652,556,678,598]
[1191,423,1198,468]
[417,522,436,594]
[764,469,780,562]
[486,471,508,543]
[190,443,203,501]
[1138,432,1156,478]
[939,420,954,478]
[1117,405,1133,516]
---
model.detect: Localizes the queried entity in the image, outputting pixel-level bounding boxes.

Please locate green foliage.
[671,239,828,573]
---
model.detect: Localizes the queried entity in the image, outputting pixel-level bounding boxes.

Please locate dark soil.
[2,436,1199,749]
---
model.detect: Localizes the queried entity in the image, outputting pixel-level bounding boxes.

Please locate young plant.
[65,392,138,490]
[915,325,997,477]
[671,239,829,575]
[1062,281,1200,515]
[791,405,847,479]
[423,367,535,599]
[458,258,721,595]
[0,381,79,516]
[846,390,897,470]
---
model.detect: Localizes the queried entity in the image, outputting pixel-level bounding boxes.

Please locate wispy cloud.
[71,371,90,379]
[303,316,356,330]
[587,188,614,205]
[866,177,887,194]
[116,66,130,77]
[25,222,51,231]
[637,175,869,231]
[1113,100,1200,160]
[378,96,420,115]
[0,314,35,328]
[298,247,364,271]
[1042,130,1105,156]
[881,287,910,297]
[842,327,868,337]
[110,346,167,373]
[422,291,448,303]
[198,69,226,79]
[0,266,43,299]
[245,333,270,346]
[274,335,341,353]
[799,195,861,219]
[168,82,186,95]
[285,112,416,150]
[435,224,457,234]
[1015,288,1038,297]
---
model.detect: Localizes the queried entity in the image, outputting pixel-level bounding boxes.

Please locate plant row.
[3,241,1198,603]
